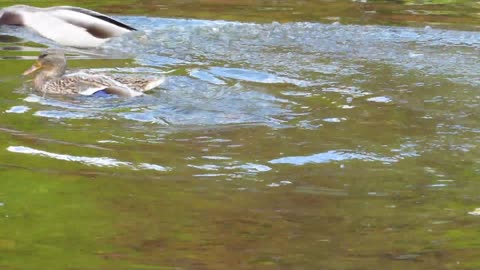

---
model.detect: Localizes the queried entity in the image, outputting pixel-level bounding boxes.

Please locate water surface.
[1,1,480,269]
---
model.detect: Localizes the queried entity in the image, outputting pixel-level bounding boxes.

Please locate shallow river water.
[1,1,480,269]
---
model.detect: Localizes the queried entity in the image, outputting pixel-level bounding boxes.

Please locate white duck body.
[0,5,136,47]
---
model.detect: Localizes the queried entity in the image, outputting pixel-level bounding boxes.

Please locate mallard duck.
[0,5,135,47]
[23,50,165,97]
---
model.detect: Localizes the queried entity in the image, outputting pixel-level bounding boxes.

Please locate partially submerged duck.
[23,51,164,98]
[0,5,135,47]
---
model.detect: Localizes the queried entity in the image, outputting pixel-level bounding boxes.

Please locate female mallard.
[23,50,165,98]
[0,5,135,47]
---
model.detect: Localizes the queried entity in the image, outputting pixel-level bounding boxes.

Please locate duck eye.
[39,54,48,59]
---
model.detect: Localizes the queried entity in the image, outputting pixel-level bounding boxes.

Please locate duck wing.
[109,75,166,92]
[77,85,143,98]
[44,73,144,97]
[46,6,136,39]
[52,6,136,31]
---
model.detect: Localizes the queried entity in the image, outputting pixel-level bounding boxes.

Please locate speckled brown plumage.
[24,50,165,97]
[39,73,123,94]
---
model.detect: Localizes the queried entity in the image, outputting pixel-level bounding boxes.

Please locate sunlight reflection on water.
[7,146,170,171]
[269,150,398,165]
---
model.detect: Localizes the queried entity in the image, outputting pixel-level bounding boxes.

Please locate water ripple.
[7,146,170,171]
[269,150,398,165]
[113,19,479,89]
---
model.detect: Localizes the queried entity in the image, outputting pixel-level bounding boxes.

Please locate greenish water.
[1,1,480,269]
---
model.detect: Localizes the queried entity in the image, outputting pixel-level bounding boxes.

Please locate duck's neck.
[34,68,65,91]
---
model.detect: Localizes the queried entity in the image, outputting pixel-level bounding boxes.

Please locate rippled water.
[1,12,480,270]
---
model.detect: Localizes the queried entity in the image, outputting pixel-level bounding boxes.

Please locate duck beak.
[23,61,42,75]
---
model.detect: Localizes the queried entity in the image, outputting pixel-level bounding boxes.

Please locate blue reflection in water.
[269,150,398,165]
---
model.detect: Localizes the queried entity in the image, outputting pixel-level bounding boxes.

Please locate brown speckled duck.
[23,51,165,97]
[0,5,135,47]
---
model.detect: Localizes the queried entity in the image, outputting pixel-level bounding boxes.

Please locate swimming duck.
[23,50,165,97]
[0,5,135,47]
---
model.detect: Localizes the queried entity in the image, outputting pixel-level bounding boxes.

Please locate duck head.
[23,50,67,78]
